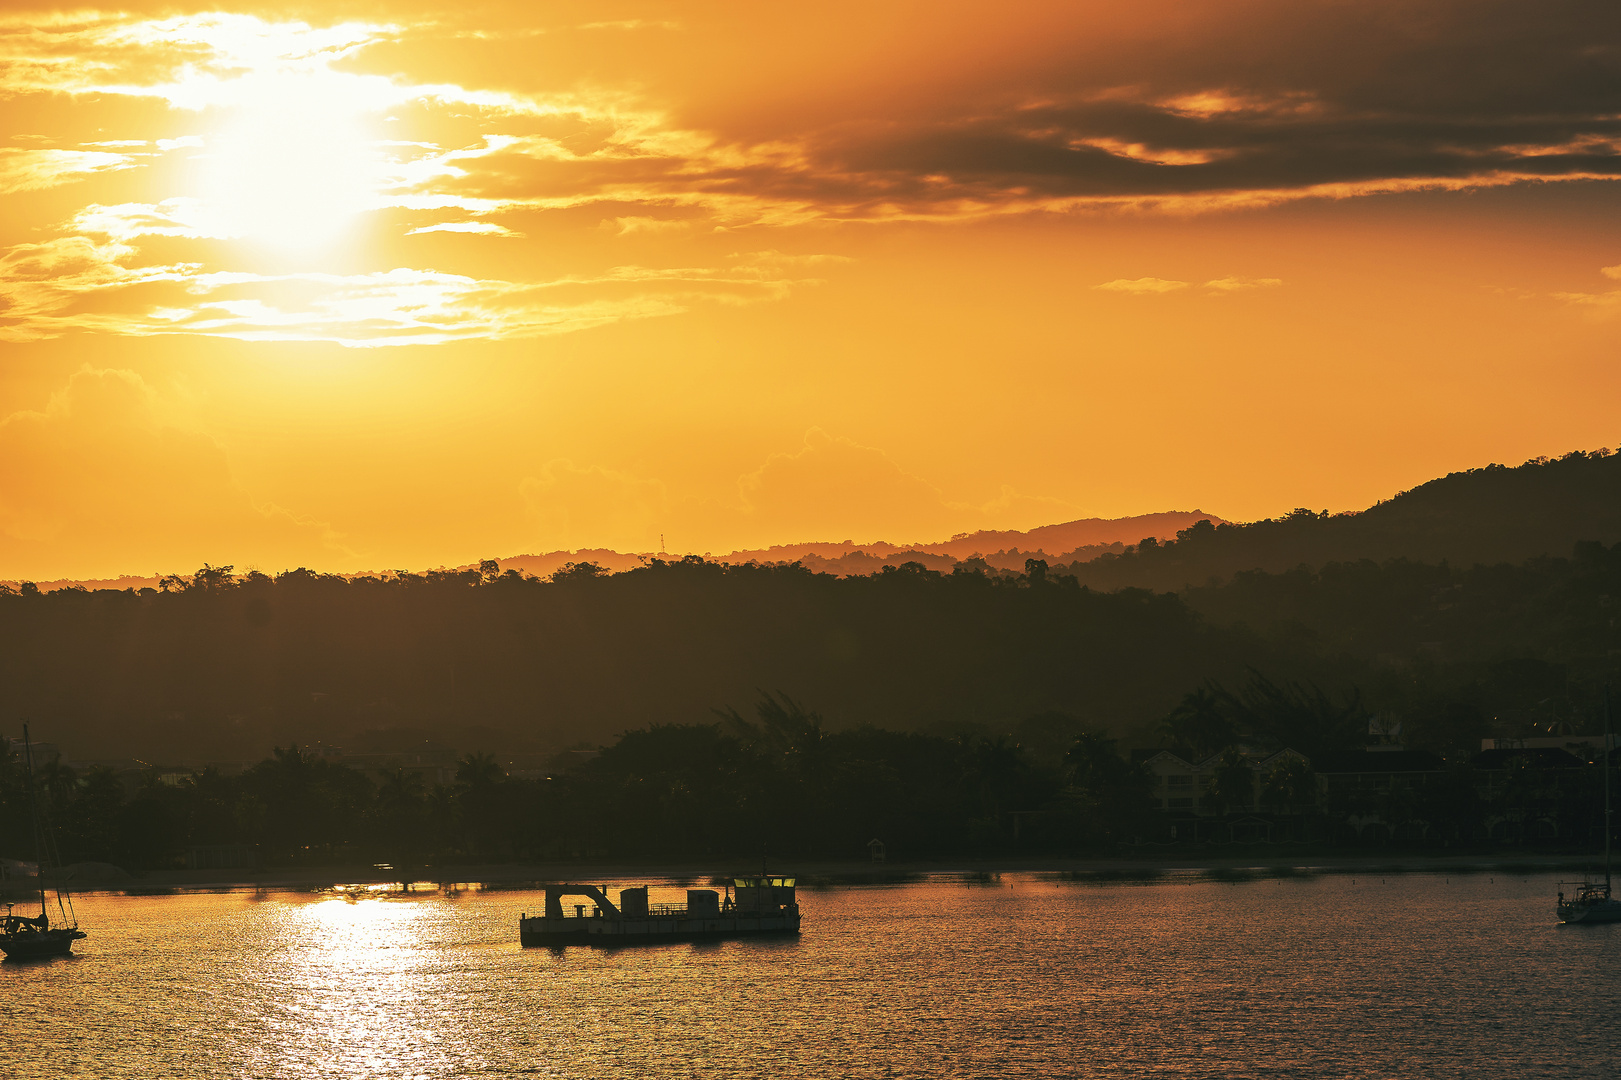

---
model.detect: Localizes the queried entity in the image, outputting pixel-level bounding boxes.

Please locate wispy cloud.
[0,147,139,194]
[7,5,1618,344]
[0,365,351,568]
[405,221,524,237]
[606,216,693,236]
[1204,276,1283,291]
[1095,277,1189,294]
[9,6,1621,227]
[1554,262,1621,315]
[577,20,681,32]
[1094,275,1282,295]
[0,243,826,346]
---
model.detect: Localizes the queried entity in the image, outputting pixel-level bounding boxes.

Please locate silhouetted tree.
[1203,749,1255,816]
[1162,688,1237,759]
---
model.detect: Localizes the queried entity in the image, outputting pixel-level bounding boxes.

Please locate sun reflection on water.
[245,894,457,1080]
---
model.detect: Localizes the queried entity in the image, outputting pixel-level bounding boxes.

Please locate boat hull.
[0,928,85,960]
[521,912,800,947]
[518,916,587,946]
[1558,899,1621,924]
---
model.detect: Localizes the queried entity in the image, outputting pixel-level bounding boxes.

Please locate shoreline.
[11,852,1607,896]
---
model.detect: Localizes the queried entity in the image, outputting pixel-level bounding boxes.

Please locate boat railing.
[646,902,688,917]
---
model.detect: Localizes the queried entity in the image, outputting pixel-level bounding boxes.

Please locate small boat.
[1557,879,1621,924]
[1558,690,1621,924]
[0,724,87,960]
[520,875,801,946]
[1,904,85,959]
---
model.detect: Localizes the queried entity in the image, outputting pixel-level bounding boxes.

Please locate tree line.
[0,694,1157,871]
[7,679,1616,872]
[4,534,1621,767]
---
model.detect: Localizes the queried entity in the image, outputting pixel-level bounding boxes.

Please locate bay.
[3,873,1617,1079]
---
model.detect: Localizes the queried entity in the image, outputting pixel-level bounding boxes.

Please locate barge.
[520,875,799,946]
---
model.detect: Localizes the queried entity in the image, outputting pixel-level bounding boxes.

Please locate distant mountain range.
[712,511,1224,573]
[12,447,1620,592]
[496,450,1621,585]
[463,505,1218,577]
[14,511,1223,591]
[491,509,1224,580]
[490,451,1621,587]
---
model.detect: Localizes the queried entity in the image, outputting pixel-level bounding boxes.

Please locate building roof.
[1312,749,1444,773]
[1472,747,1584,769]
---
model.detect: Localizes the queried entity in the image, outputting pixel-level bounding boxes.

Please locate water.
[3,873,1618,1078]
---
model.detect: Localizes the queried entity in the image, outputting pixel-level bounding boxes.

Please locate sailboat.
[1557,691,1621,924]
[0,724,87,959]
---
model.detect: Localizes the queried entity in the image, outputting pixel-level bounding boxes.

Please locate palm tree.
[375,768,430,876]
[1162,687,1237,759]
[1203,749,1256,817]
[37,755,78,818]
[455,752,503,789]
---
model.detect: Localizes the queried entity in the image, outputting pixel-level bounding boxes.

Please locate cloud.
[10,5,1621,231]
[577,20,681,32]
[0,367,345,576]
[1553,262,1621,316]
[729,430,1082,547]
[971,485,1084,526]
[405,221,524,237]
[0,237,201,341]
[606,216,692,236]
[737,428,989,544]
[0,147,138,194]
[0,14,391,103]
[1095,277,1189,294]
[513,431,1085,555]
[68,199,227,241]
[519,460,669,552]
[363,2,1621,223]
[1094,275,1282,295]
[0,242,823,346]
[8,4,1617,346]
[729,250,855,268]
[1203,276,1283,291]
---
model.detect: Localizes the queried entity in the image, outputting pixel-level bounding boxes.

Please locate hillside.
[4,449,1619,766]
[1062,450,1621,592]
[4,535,1619,768]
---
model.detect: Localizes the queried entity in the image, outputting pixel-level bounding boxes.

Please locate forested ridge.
[0,558,1262,761]
[0,537,1618,765]
[4,450,1621,868]
[0,448,1613,768]
[1058,448,1621,591]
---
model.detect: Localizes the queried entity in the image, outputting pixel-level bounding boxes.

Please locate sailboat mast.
[1606,687,1613,890]
[21,723,46,919]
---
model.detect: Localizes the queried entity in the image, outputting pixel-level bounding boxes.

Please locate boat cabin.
[731,876,795,915]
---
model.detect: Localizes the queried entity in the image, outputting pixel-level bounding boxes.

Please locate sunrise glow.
[198,76,379,250]
[1,2,1618,582]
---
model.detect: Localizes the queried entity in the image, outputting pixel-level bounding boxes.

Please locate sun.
[199,70,382,252]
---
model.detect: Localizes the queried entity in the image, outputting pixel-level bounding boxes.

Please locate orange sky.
[2,1,1619,580]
